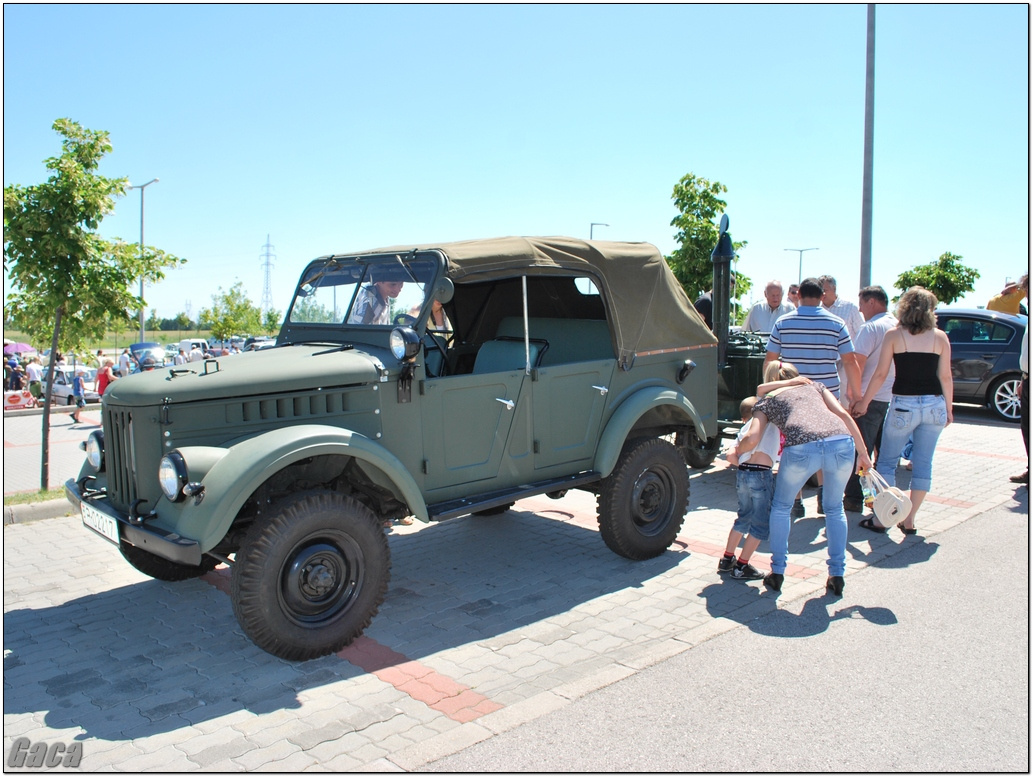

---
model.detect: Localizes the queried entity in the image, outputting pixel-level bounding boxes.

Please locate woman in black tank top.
[852,287,953,535]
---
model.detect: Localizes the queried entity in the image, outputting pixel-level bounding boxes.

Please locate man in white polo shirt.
[744,280,795,333]
[844,285,897,512]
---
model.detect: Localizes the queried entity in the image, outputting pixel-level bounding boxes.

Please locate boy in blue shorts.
[719,396,781,581]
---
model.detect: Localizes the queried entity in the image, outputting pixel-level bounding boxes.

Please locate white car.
[43,366,101,405]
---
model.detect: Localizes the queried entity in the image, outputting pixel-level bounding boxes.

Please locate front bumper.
[65,478,203,566]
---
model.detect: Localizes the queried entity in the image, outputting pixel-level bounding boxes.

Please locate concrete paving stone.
[113,743,198,772]
[387,722,494,772]
[229,738,304,771]
[240,715,322,750]
[184,736,258,769]
[174,724,253,758]
[77,741,144,770]
[287,719,358,752]
[253,749,320,772]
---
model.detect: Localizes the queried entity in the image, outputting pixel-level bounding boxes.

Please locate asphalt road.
[428,498,1029,772]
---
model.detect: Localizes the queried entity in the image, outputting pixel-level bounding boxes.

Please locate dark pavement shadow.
[3,509,682,741]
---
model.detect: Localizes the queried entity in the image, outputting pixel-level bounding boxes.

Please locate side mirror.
[432,277,454,304]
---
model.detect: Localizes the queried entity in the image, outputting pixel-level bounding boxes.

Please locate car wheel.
[597,437,689,560]
[678,427,721,470]
[120,542,220,581]
[988,375,1022,422]
[66,396,75,406]
[231,491,390,661]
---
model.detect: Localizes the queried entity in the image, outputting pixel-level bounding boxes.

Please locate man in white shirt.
[743,280,795,333]
[820,274,865,407]
[118,348,131,377]
[844,285,897,512]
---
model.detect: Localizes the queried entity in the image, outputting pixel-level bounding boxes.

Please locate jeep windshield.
[287,253,439,328]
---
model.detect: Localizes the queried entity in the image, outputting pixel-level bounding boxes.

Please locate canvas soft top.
[342,236,716,365]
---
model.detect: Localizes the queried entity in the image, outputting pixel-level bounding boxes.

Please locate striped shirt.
[766,305,854,397]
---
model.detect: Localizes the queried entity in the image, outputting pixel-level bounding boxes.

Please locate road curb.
[3,498,75,525]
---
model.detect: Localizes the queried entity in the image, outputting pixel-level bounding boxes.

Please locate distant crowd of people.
[705,271,1029,597]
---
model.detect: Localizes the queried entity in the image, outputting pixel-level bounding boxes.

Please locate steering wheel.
[393,313,417,327]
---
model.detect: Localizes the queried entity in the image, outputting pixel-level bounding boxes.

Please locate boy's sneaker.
[790,499,805,519]
[717,555,736,574]
[731,562,764,581]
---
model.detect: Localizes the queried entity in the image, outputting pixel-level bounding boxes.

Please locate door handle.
[495,398,515,410]
[591,385,609,395]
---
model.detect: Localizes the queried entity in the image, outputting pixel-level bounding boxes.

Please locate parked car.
[128,342,166,372]
[242,336,275,352]
[43,366,100,405]
[936,308,1027,421]
[164,343,181,361]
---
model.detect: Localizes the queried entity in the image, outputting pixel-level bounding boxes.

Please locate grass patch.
[3,489,67,506]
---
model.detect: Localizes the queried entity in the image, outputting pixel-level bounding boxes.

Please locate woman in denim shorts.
[853,287,953,535]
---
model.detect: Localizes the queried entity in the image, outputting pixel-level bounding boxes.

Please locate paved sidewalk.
[3,407,1027,771]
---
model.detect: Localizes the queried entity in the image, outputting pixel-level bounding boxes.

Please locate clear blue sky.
[4,4,1029,321]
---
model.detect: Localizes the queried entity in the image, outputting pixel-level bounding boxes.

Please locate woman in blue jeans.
[741,361,872,596]
[853,287,953,535]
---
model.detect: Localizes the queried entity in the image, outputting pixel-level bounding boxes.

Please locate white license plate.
[81,501,119,545]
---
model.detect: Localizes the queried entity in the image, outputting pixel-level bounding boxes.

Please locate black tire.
[66,396,75,406]
[988,375,1022,422]
[120,542,220,581]
[680,427,720,470]
[231,491,390,661]
[597,438,689,560]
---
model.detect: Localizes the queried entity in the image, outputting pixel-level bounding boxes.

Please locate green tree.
[894,251,980,305]
[199,282,263,340]
[665,173,751,319]
[4,118,182,489]
[146,308,162,333]
[263,309,282,334]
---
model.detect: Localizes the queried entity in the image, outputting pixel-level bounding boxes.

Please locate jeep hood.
[102,346,386,407]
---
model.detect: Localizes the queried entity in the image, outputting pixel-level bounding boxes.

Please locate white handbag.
[863,469,912,527]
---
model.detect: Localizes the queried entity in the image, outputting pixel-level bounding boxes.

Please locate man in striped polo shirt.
[764,277,860,401]
[763,277,861,518]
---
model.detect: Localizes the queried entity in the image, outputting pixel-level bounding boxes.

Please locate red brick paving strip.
[200,568,504,722]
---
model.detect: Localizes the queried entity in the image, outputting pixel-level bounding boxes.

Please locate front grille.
[104,406,138,509]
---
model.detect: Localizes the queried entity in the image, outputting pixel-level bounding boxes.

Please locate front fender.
[168,424,427,551]
[594,388,709,478]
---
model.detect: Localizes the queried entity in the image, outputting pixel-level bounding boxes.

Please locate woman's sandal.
[859,517,888,533]
[896,522,917,535]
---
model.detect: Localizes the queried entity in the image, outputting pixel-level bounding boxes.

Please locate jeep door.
[420,370,532,492]
[531,358,614,470]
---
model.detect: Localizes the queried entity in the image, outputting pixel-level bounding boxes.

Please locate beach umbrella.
[3,342,35,356]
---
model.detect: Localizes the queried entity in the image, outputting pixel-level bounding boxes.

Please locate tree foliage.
[894,251,980,306]
[199,282,263,340]
[4,119,183,353]
[3,118,183,489]
[665,173,752,318]
[263,309,282,333]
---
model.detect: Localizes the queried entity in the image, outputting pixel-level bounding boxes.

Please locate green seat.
[472,338,547,374]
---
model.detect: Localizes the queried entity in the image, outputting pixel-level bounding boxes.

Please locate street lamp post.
[590,222,609,240]
[784,247,818,284]
[127,178,159,343]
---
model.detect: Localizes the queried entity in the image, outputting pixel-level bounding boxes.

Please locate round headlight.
[158,452,188,502]
[85,431,104,471]
[389,326,421,362]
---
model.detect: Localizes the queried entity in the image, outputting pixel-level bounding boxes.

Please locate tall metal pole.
[590,222,609,240]
[128,178,159,343]
[859,4,876,287]
[784,248,818,283]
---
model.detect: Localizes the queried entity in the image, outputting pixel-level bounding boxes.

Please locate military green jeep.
[67,236,718,660]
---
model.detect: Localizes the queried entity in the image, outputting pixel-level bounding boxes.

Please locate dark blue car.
[937,308,1026,422]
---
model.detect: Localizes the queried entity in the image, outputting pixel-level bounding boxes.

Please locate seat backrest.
[423,333,447,377]
[472,338,543,374]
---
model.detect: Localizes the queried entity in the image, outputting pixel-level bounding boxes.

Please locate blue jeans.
[877,394,947,492]
[734,468,773,541]
[769,437,855,577]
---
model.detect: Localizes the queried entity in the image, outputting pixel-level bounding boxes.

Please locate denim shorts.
[734,467,773,541]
